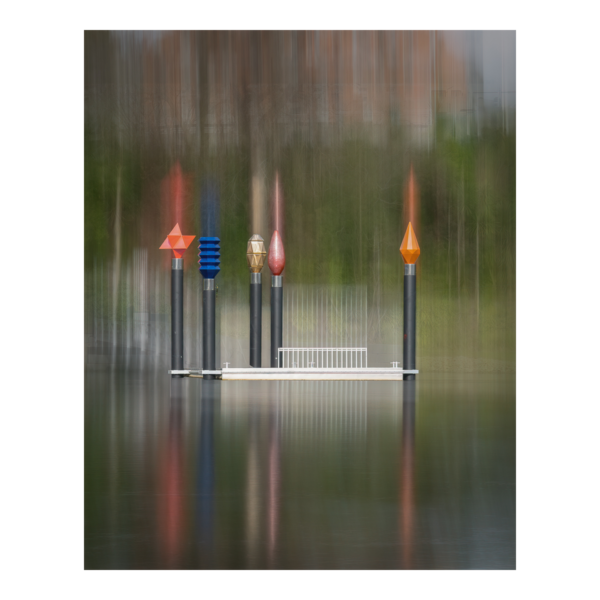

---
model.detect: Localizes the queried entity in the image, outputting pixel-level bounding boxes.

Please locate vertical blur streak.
[245,404,261,568]
[133,248,148,363]
[200,180,220,239]
[272,171,285,242]
[161,162,189,234]
[267,391,281,568]
[154,265,160,369]
[111,167,122,368]
[93,259,98,359]
[196,381,217,567]
[158,380,186,568]
[125,261,131,370]
[404,164,419,238]
[251,147,267,240]
[108,373,119,567]
[400,381,416,569]
[100,262,104,352]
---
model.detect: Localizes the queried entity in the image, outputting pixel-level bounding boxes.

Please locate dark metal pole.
[199,235,220,381]
[171,258,184,377]
[250,273,262,367]
[203,278,216,380]
[403,263,416,380]
[270,275,283,367]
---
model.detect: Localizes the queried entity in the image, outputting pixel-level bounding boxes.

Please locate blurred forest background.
[84,31,515,371]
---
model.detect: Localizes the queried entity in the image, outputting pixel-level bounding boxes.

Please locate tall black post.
[271,275,283,367]
[171,258,184,377]
[199,180,221,380]
[161,223,195,376]
[250,273,262,367]
[268,229,285,368]
[203,278,216,380]
[247,234,266,367]
[403,263,416,380]
[199,235,220,381]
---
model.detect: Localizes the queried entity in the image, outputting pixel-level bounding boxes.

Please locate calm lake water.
[84,369,515,569]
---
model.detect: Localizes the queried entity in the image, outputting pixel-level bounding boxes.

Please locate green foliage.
[85,122,515,361]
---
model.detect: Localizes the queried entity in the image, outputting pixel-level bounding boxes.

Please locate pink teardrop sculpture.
[268,230,285,275]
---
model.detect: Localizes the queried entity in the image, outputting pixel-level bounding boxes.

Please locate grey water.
[84,370,515,569]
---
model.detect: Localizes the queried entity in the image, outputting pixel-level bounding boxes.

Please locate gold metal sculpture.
[246,234,266,273]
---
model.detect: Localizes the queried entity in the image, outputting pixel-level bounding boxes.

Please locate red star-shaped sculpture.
[159,223,196,258]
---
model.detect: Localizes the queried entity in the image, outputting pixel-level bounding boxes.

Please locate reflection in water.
[274,382,367,441]
[86,374,515,569]
[400,380,416,569]
[156,379,220,569]
[158,379,187,568]
[234,382,369,568]
[268,385,281,568]
[245,395,262,568]
[196,380,218,567]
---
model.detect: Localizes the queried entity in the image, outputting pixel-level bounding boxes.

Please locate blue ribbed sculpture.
[198,237,221,279]
[199,180,220,379]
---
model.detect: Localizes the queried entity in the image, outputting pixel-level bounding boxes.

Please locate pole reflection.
[157,378,187,568]
[267,385,281,568]
[196,380,219,568]
[245,396,262,568]
[238,383,283,568]
[400,380,416,569]
[87,374,515,569]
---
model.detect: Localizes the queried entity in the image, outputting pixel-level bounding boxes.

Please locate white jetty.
[169,348,417,381]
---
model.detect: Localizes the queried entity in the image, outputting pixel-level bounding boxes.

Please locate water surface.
[85,370,515,569]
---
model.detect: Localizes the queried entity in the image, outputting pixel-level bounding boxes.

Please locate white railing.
[278,348,367,369]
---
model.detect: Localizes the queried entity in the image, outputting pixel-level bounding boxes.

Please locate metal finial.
[246,234,266,273]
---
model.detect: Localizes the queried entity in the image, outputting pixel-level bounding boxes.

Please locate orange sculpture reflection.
[157,387,187,568]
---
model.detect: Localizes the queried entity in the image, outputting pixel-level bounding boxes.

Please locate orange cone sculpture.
[400,222,419,381]
[160,224,196,376]
[399,222,420,265]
